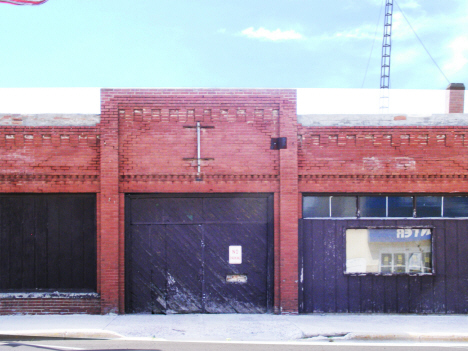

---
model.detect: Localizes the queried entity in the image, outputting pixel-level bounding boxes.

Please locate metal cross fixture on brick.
[183,122,214,174]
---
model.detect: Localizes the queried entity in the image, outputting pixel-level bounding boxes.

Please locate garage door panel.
[0,199,10,289]
[129,225,154,313]
[131,198,164,224]
[57,197,76,289]
[0,194,96,292]
[69,197,86,289]
[6,197,24,289]
[129,225,168,314]
[82,197,97,290]
[166,225,203,313]
[203,197,268,223]
[126,195,272,314]
[204,223,268,313]
[46,197,61,289]
[34,196,49,289]
[162,198,203,224]
[148,226,167,313]
[21,199,36,289]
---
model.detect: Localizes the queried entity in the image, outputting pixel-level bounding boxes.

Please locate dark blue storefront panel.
[334,221,348,313]
[445,220,459,313]
[458,221,468,313]
[299,218,468,314]
[433,220,447,313]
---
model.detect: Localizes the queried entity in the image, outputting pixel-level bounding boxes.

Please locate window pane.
[416,196,442,217]
[444,196,468,217]
[331,196,356,217]
[388,196,413,217]
[346,228,432,274]
[360,196,386,217]
[303,196,329,218]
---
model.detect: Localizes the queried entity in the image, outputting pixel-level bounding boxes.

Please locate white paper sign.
[229,245,242,264]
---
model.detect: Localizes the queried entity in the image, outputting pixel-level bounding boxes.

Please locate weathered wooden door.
[0,194,96,291]
[125,194,273,314]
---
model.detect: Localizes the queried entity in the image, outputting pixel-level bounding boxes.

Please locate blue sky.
[0,0,466,90]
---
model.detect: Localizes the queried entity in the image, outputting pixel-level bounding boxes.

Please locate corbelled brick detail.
[298,126,468,193]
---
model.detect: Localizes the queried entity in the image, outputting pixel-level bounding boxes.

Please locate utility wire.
[394,0,450,84]
[362,0,385,88]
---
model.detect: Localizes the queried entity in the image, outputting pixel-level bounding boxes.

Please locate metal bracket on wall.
[183,122,215,173]
[270,137,287,150]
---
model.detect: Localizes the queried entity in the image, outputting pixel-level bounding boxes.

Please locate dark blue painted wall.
[299,219,468,313]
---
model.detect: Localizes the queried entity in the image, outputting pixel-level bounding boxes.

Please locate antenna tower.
[380,0,393,113]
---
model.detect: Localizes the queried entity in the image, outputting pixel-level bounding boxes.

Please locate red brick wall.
[0,126,99,193]
[0,298,101,315]
[118,104,280,176]
[298,126,468,194]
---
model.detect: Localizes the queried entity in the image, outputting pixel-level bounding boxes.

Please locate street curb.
[0,330,123,341]
[346,333,468,342]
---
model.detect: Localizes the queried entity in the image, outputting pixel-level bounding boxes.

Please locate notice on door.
[229,245,242,264]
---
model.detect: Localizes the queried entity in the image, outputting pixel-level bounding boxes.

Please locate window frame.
[343,225,435,276]
[302,194,468,219]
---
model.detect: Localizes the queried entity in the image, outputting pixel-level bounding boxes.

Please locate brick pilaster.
[99,90,120,313]
[278,91,299,313]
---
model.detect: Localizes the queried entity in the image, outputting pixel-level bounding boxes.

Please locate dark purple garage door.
[125,194,274,314]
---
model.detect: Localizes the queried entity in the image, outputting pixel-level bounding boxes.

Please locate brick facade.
[0,87,466,314]
[0,298,100,315]
[298,126,468,194]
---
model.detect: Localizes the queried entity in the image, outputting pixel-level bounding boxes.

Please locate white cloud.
[393,47,420,65]
[241,27,303,41]
[399,0,421,9]
[443,36,468,75]
[333,25,376,40]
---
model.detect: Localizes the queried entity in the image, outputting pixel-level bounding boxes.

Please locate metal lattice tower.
[379,0,393,113]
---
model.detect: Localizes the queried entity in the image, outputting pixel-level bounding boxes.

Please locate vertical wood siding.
[0,194,96,291]
[299,219,468,313]
[125,194,274,314]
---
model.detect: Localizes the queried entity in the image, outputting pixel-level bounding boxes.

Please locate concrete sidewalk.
[0,314,468,342]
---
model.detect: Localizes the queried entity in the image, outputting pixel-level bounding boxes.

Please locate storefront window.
[444,197,468,217]
[360,196,386,217]
[387,196,413,217]
[331,196,356,217]
[345,228,432,274]
[302,195,468,218]
[303,196,329,217]
[416,196,442,217]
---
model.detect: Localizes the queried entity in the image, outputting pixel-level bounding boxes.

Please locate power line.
[394,0,450,84]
